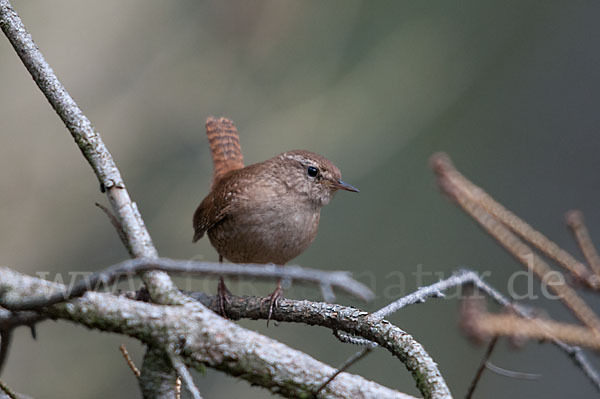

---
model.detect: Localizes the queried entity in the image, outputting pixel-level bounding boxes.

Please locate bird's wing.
[192,191,230,242]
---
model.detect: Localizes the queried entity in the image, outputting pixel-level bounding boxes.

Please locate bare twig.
[119,345,141,378]
[332,330,376,346]
[168,353,203,399]
[465,337,498,399]
[566,210,600,278]
[175,377,181,399]
[314,347,374,395]
[431,153,597,288]
[0,310,46,375]
[470,313,600,350]
[554,341,600,391]
[0,332,11,378]
[0,380,18,399]
[484,362,541,380]
[0,379,32,399]
[2,258,373,311]
[374,271,471,319]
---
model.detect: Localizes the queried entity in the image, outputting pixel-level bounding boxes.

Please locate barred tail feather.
[206,117,244,184]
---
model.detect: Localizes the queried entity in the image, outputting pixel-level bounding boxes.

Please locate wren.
[193,117,358,319]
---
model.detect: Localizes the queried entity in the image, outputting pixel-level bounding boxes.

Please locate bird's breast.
[207,203,321,265]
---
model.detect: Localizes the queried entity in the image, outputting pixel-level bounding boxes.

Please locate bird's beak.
[334,179,359,192]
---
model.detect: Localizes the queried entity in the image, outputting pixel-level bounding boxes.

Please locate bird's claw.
[217,278,232,318]
[261,286,283,327]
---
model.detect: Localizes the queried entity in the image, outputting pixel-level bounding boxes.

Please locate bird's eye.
[307,166,319,178]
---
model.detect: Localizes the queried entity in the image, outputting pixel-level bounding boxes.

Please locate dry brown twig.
[431,152,600,392]
[431,153,599,289]
[175,376,181,399]
[464,336,498,399]
[119,344,141,378]
[566,210,600,278]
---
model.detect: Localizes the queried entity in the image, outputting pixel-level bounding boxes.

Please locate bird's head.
[275,150,359,206]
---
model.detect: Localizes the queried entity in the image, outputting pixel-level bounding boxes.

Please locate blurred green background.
[1,1,600,398]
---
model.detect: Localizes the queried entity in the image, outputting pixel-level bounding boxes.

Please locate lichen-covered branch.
[0,266,424,399]
[186,292,450,399]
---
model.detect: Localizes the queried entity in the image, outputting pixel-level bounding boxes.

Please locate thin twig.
[0,331,11,377]
[0,379,32,399]
[484,362,541,380]
[465,336,498,399]
[0,380,18,399]
[314,347,373,395]
[333,330,377,346]
[0,310,46,374]
[431,153,597,288]
[470,313,600,350]
[168,353,203,399]
[555,341,600,392]
[373,271,470,319]
[566,210,600,278]
[119,344,141,378]
[2,258,373,311]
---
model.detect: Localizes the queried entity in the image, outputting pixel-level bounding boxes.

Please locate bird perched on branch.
[193,117,358,321]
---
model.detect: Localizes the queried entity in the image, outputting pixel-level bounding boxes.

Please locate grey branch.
[140,347,180,399]
[2,258,373,311]
[185,291,450,399]
[0,266,429,399]
[373,270,494,319]
[168,353,203,399]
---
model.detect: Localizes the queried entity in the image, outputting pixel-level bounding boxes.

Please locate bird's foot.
[260,285,284,327]
[217,278,232,318]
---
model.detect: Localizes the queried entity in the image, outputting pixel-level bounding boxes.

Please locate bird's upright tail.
[206,117,244,185]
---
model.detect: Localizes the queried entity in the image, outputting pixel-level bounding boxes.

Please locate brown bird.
[193,117,358,320]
